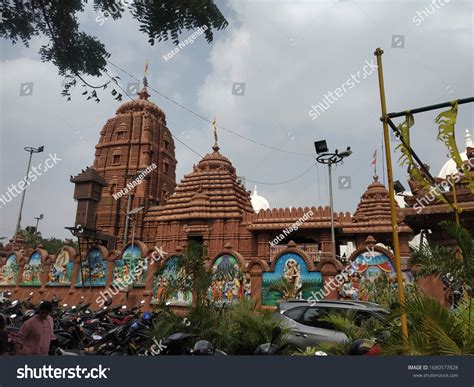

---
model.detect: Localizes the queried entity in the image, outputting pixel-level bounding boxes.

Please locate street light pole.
[34,214,44,234]
[125,206,144,295]
[314,141,352,261]
[327,160,336,260]
[123,170,145,247]
[13,146,44,244]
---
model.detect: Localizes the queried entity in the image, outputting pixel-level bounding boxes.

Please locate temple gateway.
[1,86,473,309]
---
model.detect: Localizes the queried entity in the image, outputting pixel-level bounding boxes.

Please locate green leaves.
[0,0,228,102]
[152,298,285,355]
[383,294,474,355]
[436,102,474,193]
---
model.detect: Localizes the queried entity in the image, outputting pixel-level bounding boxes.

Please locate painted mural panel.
[0,254,19,286]
[262,252,323,306]
[76,248,107,287]
[338,251,396,300]
[151,256,192,305]
[353,251,395,280]
[113,244,147,287]
[47,248,74,286]
[20,251,43,286]
[208,255,250,305]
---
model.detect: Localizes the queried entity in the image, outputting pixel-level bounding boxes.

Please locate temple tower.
[92,86,177,247]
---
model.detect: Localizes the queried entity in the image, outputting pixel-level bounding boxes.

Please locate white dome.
[437,129,473,179]
[251,185,270,213]
[438,152,468,179]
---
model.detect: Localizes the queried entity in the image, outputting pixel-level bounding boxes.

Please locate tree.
[0,0,228,101]
[157,239,213,307]
[17,227,78,254]
[19,226,42,248]
[382,293,474,355]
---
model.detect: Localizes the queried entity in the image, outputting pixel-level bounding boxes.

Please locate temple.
[1,86,472,309]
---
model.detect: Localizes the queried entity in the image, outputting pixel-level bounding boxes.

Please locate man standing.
[17,301,55,355]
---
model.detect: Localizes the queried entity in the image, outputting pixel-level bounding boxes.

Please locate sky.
[0,0,472,240]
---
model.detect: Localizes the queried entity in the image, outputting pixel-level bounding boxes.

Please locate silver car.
[273,300,388,349]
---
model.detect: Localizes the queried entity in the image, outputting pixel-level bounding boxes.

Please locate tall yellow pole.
[374,48,409,353]
[451,174,460,225]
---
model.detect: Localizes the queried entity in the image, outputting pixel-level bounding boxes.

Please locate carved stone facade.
[16,91,474,309]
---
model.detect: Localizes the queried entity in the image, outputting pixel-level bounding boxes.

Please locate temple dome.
[438,129,473,178]
[115,87,166,122]
[250,185,270,213]
[144,143,254,221]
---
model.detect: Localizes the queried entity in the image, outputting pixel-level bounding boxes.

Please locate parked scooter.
[254,327,285,355]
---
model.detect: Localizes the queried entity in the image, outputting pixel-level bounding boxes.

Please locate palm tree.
[156,240,213,307]
[19,226,42,248]
[382,293,474,355]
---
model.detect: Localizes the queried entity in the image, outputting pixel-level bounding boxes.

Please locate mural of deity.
[114,244,147,287]
[76,248,107,287]
[47,248,73,286]
[208,255,250,305]
[20,251,43,286]
[0,254,19,286]
[283,258,302,296]
[262,252,323,306]
[151,256,192,305]
[352,251,396,281]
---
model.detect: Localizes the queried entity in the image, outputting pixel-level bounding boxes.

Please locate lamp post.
[123,170,146,247]
[124,206,144,296]
[314,140,352,261]
[13,146,44,244]
[34,214,44,234]
[127,206,144,252]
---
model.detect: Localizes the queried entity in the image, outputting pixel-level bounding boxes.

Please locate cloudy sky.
[0,0,472,240]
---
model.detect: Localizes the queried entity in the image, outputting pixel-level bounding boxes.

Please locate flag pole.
[374,150,377,177]
[374,48,409,353]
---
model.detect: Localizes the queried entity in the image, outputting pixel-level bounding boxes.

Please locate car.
[273,300,388,349]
